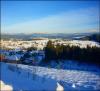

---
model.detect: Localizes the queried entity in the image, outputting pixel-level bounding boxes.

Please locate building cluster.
[1,39,48,50]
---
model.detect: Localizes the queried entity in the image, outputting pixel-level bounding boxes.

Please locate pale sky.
[1,1,100,33]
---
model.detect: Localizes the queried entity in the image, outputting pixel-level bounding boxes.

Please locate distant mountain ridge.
[79,33,100,43]
[1,32,99,41]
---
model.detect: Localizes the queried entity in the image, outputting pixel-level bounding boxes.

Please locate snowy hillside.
[1,62,100,91]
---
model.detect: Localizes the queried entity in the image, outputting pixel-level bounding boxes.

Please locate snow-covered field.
[1,62,100,91]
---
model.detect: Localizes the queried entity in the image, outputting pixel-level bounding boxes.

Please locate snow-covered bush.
[56,82,64,91]
[0,80,13,91]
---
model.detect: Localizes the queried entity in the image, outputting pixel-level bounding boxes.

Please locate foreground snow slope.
[1,62,100,91]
